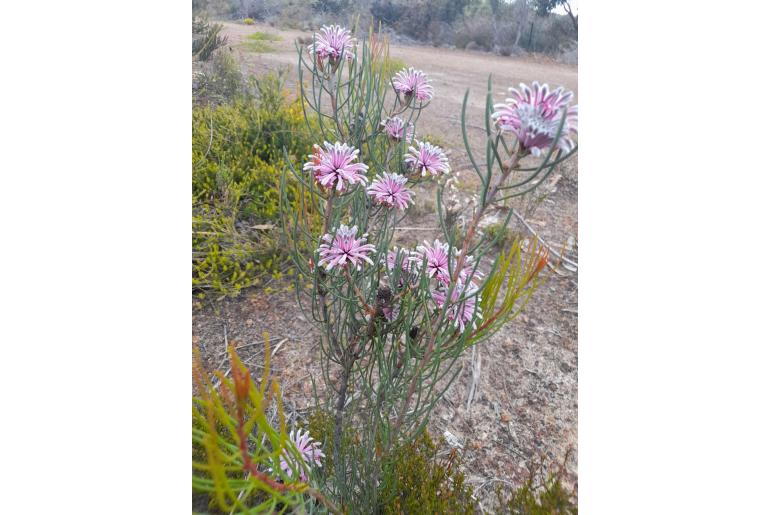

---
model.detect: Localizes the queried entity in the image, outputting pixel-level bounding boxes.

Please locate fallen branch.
[270,338,288,359]
[510,208,578,269]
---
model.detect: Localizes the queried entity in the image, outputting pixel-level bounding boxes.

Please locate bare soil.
[193,21,578,510]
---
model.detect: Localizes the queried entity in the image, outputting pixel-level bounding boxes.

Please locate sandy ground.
[194,21,578,509]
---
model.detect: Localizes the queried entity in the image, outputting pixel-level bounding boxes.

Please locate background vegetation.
[193,0,577,61]
[192,43,319,296]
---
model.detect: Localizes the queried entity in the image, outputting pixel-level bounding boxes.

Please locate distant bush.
[312,0,350,13]
[371,0,403,26]
[455,16,493,50]
[483,222,516,249]
[194,51,244,103]
[275,0,315,30]
[192,72,319,296]
[243,17,255,24]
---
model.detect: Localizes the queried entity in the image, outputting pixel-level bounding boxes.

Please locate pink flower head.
[367,172,413,210]
[308,25,355,66]
[392,67,433,102]
[382,302,400,322]
[458,254,484,286]
[279,429,325,482]
[491,81,578,157]
[432,286,482,332]
[404,141,450,177]
[303,141,369,192]
[381,116,415,142]
[318,224,376,271]
[385,246,413,273]
[385,246,417,288]
[416,239,450,284]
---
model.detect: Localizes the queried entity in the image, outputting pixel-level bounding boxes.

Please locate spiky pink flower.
[308,25,355,65]
[416,239,450,284]
[318,224,375,271]
[279,429,325,482]
[432,286,482,332]
[385,246,417,288]
[392,67,433,102]
[491,81,578,157]
[458,254,484,286]
[385,246,413,273]
[303,141,369,192]
[382,302,400,322]
[404,141,450,177]
[381,116,415,142]
[367,172,414,210]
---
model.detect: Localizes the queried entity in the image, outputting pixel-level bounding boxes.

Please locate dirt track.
[220,21,576,156]
[195,21,579,508]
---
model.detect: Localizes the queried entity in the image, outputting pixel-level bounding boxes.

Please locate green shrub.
[483,222,516,249]
[243,17,255,25]
[242,31,281,53]
[379,431,476,514]
[194,51,244,104]
[305,410,476,513]
[192,72,319,297]
[495,475,577,514]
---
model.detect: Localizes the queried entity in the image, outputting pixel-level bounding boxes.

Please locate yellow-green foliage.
[192,337,334,513]
[471,237,548,345]
[379,431,476,514]
[242,31,281,53]
[383,57,408,78]
[495,475,577,514]
[483,222,516,249]
[192,73,319,297]
[243,17,255,25]
[420,132,450,149]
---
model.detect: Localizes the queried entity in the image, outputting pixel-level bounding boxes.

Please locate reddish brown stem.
[392,150,523,439]
[235,405,341,514]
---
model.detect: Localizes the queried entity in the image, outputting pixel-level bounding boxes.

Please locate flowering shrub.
[277,24,577,511]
